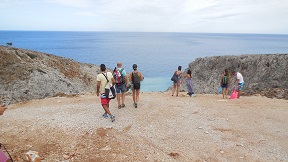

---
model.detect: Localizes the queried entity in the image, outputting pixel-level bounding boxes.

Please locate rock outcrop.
[0,46,103,103]
[177,54,288,99]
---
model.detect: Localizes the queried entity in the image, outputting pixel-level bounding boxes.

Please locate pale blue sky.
[1,0,288,34]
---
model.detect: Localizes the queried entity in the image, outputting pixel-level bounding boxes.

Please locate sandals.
[118,104,126,109]
[134,103,137,108]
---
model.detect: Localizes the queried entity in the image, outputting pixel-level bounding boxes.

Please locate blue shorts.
[237,82,244,91]
[115,83,126,94]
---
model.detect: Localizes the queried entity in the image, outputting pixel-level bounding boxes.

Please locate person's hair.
[100,64,106,72]
[178,66,182,71]
[187,69,191,75]
[133,64,137,70]
[117,62,122,67]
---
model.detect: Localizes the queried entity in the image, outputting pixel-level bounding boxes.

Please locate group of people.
[171,66,244,99]
[96,62,144,122]
[220,69,244,99]
[171,66,196,97]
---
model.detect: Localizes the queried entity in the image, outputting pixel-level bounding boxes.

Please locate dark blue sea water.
[1,31,288,91]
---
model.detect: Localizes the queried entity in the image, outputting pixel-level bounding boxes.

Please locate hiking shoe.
[102,113,108,119]
[110,115,115,122]
[121,104,125,108]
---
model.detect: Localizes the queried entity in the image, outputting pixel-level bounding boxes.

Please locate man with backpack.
[113,62,128,109]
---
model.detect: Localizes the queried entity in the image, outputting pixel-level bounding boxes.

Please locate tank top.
[222,74,228,84]
[132,72,140,84]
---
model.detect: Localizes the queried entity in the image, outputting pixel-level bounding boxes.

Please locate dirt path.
[1,92,288,162]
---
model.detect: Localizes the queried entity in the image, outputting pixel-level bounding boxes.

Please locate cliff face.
[0,46,102,103]
[178,54,288,99]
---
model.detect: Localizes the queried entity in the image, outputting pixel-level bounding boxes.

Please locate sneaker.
[110,115,115,122]
[102,113,108,119]
[192,94,196,97]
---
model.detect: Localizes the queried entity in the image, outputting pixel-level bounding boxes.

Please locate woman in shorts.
[129,64,144,108]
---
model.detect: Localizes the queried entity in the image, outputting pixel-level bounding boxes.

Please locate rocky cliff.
[0,46,103,103]
[178,54,288,99]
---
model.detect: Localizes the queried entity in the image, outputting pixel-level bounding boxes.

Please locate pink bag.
[0,149,8,162]
[230,89,238,99]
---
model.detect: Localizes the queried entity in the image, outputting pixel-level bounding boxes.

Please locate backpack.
[171,72,178,82]
[113,68,125,85]
[102,73,116,99]
[222,75,228,84]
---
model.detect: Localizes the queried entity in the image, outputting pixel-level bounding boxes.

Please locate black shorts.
[133,83,140,90]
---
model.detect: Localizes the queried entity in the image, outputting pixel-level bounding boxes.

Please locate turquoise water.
[1,31,288,91]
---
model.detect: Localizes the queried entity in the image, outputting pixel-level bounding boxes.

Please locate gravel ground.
[1,92,288,162]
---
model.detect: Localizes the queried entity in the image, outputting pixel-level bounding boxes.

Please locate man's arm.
[111,77,116,85]
[96,81,101,96]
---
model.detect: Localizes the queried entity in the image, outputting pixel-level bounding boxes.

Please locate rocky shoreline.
[177,54,288,100]
[1,45,287,103]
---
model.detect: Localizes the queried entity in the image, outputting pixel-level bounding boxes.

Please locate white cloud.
[0,0,288,33]
[44,0,93,8]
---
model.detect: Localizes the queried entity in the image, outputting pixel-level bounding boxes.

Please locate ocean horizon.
[1,31,288,92]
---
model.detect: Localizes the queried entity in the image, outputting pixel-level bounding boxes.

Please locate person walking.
[220,69,231,99]
[185,69,195,97]
[129,64,144,108]
[232,71,244,99]
[113,62,128,109]
[96,64,116,122]
[171,66,182,97]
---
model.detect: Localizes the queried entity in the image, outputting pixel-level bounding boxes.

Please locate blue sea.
[1,31,288,92]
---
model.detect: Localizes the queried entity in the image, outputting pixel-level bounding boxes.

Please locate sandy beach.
[1,92,288,162]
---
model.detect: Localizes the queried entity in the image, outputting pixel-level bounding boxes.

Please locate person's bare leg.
[225,88,229,98]
[176,85,180,96]
[136,89,140,103]
[102,104,111,115]
[222,88,225,98]
[121,92,125,106]
[238,90,242,99]
[132,89,136,104]
[117,94,121,107]
[172,84,176,96]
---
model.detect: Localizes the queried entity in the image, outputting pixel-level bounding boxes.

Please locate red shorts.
[100,97,110,105]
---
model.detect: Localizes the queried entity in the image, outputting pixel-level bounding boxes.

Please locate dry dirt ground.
[1,92,288,162]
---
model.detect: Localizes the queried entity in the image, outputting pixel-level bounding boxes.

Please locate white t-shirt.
[97,72,113,93]
[237,72,244,83]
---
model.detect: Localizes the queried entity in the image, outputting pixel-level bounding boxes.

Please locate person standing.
[129,64,144,108]
[220,69,231,99]
[96,64,116,122]
[185,69,195,97]
[171,66,182,97]
[232,71,244,99]
[113,62,128,109]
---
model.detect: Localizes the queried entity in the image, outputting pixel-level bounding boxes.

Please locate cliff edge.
[0,45,101,103]
[178,54,288,99]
